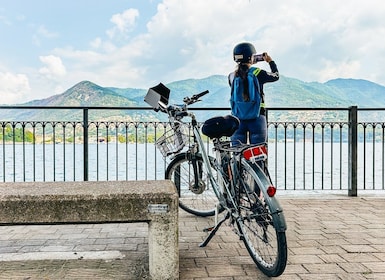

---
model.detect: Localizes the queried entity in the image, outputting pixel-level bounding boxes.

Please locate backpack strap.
[248,67,261,98]
[251,67,261,76]
[249,67,265,113]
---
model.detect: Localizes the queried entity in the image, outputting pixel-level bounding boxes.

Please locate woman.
[229,42,279,145]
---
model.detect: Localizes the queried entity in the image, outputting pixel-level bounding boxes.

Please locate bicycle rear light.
[267,185,276,197]
[243,145,267,162]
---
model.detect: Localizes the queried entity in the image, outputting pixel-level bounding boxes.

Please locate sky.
[1,0,385,104]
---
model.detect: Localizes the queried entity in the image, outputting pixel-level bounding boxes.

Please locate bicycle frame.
[146,84,288,277]
[191,123,230,208]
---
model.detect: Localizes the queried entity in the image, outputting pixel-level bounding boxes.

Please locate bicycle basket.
[156,124,188,157]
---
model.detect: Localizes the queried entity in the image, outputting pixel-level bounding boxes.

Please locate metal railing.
[1,106,384,196]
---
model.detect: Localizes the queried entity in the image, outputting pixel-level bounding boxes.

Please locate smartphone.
[253,53,265,63]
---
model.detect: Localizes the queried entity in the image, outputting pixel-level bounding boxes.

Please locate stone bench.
[0,180,179,280]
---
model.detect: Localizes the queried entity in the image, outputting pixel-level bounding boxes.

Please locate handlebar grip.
[195,90,209,99]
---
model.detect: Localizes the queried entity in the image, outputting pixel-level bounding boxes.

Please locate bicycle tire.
[165,152,220,217]
[235,159,287,277]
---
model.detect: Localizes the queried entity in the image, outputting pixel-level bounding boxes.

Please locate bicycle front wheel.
[165,152,220,217]
[236,159,287,277]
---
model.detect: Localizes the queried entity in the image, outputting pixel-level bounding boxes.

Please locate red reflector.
[267,186,276,197]
[243,145,267,162]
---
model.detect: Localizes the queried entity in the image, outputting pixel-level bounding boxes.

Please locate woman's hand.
[263,52,273,63]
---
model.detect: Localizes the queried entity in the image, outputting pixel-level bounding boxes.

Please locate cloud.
[0,72,30,104]
[37,25,58,38]
[51,0,385,87]
[319,60,361,82]
[32,25,59,46]
[0,15,11,26]
[107,8,139,39]
[38,55,67,79]
[29,0,385,97]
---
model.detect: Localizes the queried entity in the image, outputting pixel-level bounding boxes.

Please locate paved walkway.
[1,193,385,279]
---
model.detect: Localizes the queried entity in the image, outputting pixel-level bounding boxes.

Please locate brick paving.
[1,194,385,279]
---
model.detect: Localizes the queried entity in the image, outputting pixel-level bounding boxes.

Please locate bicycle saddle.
[201,115,240,139]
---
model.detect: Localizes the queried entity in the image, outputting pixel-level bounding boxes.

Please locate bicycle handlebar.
[147,85,210,118]
[157,89,209,117]
[192,90,209,100]
[183,90,209,105]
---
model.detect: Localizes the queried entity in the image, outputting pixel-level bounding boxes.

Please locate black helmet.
[233,42,256,63]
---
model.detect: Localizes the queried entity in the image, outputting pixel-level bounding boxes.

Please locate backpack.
[230,67,261,120]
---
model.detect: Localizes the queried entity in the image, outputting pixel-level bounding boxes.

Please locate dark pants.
[231,115,268,194]
[231,115,267,145]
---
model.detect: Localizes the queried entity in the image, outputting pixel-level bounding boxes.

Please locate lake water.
[1,142,384,191]
[0,143,167,182]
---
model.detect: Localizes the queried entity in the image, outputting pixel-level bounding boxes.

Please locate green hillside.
[1,75,384,122]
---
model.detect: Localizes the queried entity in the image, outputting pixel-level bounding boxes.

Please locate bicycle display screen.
[145,83,170,110]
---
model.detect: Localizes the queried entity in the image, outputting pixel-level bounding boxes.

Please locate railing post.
[348,106,357,196]
[83,108,89,181]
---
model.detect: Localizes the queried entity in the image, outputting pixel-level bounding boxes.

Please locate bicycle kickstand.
[199,210,230,247]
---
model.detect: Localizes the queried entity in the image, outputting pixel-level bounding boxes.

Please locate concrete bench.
[0,180,179,280]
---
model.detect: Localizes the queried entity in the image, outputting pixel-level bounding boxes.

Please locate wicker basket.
[156,124,188,157]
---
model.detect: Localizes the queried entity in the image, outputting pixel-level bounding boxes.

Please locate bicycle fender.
[267,197,287,232]
[254,166,287,232]
[242,158,287,232]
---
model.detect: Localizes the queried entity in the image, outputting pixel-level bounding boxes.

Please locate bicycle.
[145,83,287,277]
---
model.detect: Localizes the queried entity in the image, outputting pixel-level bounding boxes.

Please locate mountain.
[1,76,384,121]
[142,75,385,109]
[1,81,149,121]
[324,78,385,107]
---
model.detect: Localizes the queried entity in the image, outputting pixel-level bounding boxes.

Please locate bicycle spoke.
[166,153,219,217]
[236,160,287,277]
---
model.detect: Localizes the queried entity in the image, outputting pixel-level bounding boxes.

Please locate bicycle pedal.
[203,226,215,232]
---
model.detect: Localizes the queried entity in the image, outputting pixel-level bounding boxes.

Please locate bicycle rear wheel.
[165,152,220,217]
[236,159,287,277]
